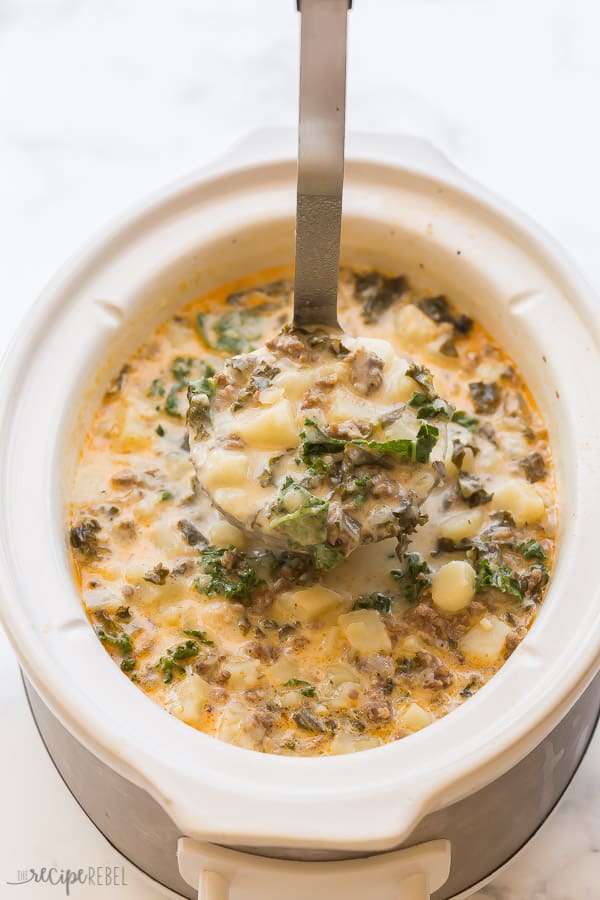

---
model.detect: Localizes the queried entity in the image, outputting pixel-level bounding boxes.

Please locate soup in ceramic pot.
[69,267,555,755]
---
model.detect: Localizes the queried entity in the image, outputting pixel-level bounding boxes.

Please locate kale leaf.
[517,539,547,561]
[196,309,264,355]
[451,410,480,431]
[458,471,493,507]
[416,295,473,335]
[352,271,407,323]
[353,592,394,614]
[186,374,216,437]
[468,381,501,415]
[94,611,133,657]
[409,391,452,420]
[70,518,104,557]
[391,552,432,604]
[474,558,522,600]
[177,519,207,547]
[183,628,215,646]
[268,478,329,548]
[285,679,317,698]
[195,547,267,603]
[300,418,439,466]
[518,452,546,483]
[157,640,200,683]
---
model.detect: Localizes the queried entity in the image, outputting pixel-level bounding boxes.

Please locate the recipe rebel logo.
[6,866,128,895]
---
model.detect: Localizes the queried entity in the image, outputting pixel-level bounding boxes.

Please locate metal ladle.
[188,0,447,563]
[293,0,350,331]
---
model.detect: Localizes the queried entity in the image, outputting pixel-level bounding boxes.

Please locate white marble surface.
[0,0,599,896]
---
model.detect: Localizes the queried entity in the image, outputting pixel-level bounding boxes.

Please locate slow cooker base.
[23,673,600,899]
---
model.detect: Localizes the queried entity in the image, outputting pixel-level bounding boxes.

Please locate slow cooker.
[0,131,598,899]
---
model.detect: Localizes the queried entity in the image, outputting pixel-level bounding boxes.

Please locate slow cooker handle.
[177,837,451,900]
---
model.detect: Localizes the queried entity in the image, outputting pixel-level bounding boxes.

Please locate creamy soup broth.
[69,266,555,755]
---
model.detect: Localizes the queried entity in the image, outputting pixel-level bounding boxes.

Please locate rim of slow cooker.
[0,134,598,851]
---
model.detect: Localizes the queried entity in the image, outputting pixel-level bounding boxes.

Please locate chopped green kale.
[458,471,493,507]
[353,592,393,614]
[157,640,200,683]
[405,363,436,396]
[519,452,546,483]
[300,419,347,458]
[352,271,407,323]
[517,539,547,561]
[409,391,452,420]
[165,385,182,418]
[300,418,439,466]
[186,374,216,437]
[439,338,458,357]
[391,552,432,604]
[231,361,280,412]
[70,518,103,557]
[451,439,478,470]
[149,378,165,397]
[96,626,133,657]
[451,410,479,431]
[292,708,335,733]
[196,547,266,603]
[177,519,207,547]
[172,355,215,387]
[474,558,522,600]
[285,679,317,698]
[268,478,329,548]
[341,474,372,505]
[183,628,215,646]
[416,295,473,335]
[469,381,501,415]
[105,364,130,397]
[196,309,264,355]
[313,544,345,572]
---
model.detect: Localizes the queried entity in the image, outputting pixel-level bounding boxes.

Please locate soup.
[69,266,555,755]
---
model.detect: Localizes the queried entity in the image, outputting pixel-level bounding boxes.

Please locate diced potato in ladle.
[188,328,451,570]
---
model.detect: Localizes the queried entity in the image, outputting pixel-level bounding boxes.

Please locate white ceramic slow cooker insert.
[0,132,598,899]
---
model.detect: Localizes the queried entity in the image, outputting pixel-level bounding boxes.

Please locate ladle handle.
[293,0,350,329]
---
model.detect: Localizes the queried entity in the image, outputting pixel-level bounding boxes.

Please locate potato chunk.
[213,488,253,524]
[233,400,298,450]
[207,519,247,550]
[330,733,382,754]
[275,585,348,624]
[327,389,377,426]
[491,478,545,526]
[383,359,418,403]
[439,509,483,541]
[459,615,511,663]
[328,682,361,710]
[275,368,320,400]
[217,701,248,746]
[394,304,439,345]
[202,449,249,490]
[432,560,476,613]
[338,609,392,654]
[114,405,152,452]
[398,702,433,732]
[173,674,210,722]
[226,657,262,690]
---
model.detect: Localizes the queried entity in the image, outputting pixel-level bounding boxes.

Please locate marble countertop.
[0,0,598,896]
